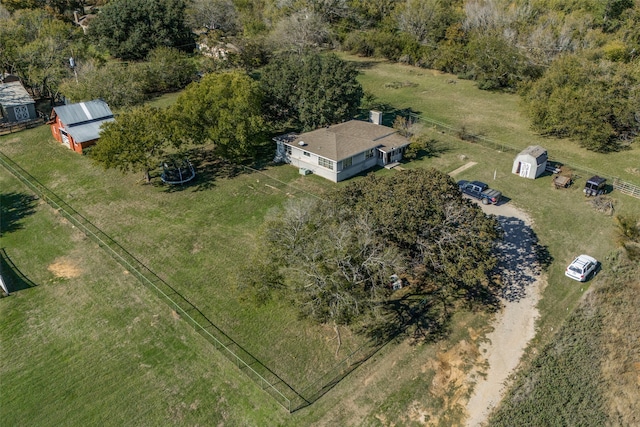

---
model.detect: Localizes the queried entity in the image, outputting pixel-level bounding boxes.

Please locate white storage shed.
[512,145,548,179]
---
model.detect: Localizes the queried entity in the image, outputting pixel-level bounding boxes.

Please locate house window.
[285,145,292,155]
[365,149,374,159]
[304,151,310,157]
[318,157,334,170]
[342,156,353,168]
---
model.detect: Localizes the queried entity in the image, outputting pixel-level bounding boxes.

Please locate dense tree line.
[2,0,639,152]
[59,47,198,108]
[89,51,360,178]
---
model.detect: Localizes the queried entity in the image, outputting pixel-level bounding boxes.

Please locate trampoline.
[161,158,196,185]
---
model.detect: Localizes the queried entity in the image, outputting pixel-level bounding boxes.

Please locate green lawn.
[2,58,640,426]
[0,169,285,426]
[351,56,640,185]
[0,126,373,405]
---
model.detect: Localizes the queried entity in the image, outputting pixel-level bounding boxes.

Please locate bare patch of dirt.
[413,339,482,425]
[48,258,82,279]
[449,161,478,177]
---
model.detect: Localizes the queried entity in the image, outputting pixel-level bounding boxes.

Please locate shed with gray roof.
[50,99,114,153]
[512,145,548,179]
[0,81,37,123]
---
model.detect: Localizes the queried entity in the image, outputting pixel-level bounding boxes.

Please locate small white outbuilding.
[512,145,548,179]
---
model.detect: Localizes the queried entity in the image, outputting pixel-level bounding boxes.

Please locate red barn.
[49,99,114,153]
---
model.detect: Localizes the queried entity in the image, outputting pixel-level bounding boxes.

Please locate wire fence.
[0,150,399,413]
[0,151,300,412]
[413,114,640,198]
[3,112,638,411]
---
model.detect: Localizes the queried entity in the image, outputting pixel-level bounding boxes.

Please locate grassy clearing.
[0,170,285,426]
[0,127,372,399]
[351,56,640,185]
[0,131,488,425]
[2,57,640,425]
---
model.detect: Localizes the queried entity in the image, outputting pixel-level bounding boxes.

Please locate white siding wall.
[336,150,378,181]
[278,142,405,183]
[288,146,338,182]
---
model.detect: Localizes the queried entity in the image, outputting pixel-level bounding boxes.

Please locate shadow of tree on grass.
[1,192,37,236]
[155,147,251,193]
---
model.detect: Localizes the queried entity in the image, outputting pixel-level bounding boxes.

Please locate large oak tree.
[250,169,502,338]
[170,71,265,161]
[91,105,172,183]
[260,52,364,131]
[88,0,195,60]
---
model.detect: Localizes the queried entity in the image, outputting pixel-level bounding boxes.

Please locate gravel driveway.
[463,202,546,427]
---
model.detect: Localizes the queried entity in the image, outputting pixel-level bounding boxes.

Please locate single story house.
[274,114,411,183]
[512,145,548,179]
[49,99,114,153]
[0,80,37,123]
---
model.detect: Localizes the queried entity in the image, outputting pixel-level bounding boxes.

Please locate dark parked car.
[457,180,502,205]
[584,176,606,197]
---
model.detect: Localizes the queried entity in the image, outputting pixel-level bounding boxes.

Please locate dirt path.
[449,161,477,177]
[463,202,545,427]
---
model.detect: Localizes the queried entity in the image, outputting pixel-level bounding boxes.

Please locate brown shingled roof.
[278,120,410,161]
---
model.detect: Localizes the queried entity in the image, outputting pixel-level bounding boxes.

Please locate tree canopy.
[0,9,84,99]
[88,0,195,60]
[186,0,239,34]
[91,105,172,183]
[522,54,640,152]
[4,0,639,155]
[0,0,81,17]
[59,61,148,108]
[59,47,196,108]
[171,71,265,161]
[249,169,502,335]
[260,52,364,131]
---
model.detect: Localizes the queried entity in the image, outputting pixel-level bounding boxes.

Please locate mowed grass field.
[2,57,640,425]
[0,125,374,399]
[0,169,285,425]
[351,55,640,185]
